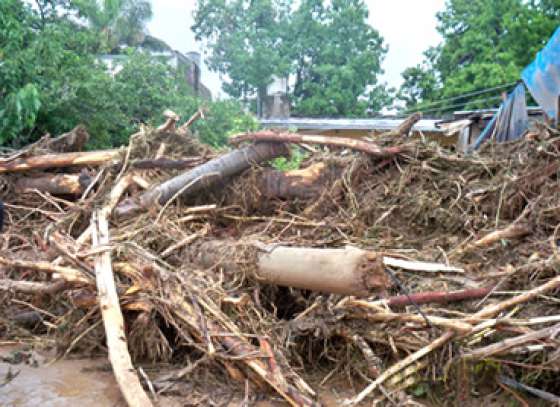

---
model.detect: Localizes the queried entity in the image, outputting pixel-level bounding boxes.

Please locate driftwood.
[375,286,494,308]
[15,172,93,195]
[91,210,153,407]
[257,162,337,200]
[0,149,121,173]
[382,112,423,137]
[0,278,67,295]
[115,142,289,218]
[192,241,390,296]
[45,125,90,152]
[230,131,408,157]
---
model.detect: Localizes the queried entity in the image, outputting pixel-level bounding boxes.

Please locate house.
[98,48,212,100]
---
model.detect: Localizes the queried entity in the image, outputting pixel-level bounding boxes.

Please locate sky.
[147,0,446,99]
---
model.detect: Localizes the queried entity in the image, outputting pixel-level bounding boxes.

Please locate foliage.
[271,146,307,171]
[288,0,390,117]
[398,0,560,114]
[193,0,391,117]
[192,0,292,103]
[0,0,255,149]
[74,0,153,52]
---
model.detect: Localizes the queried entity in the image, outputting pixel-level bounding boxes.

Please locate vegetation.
[193,0,391,117]
[0,0,256,148]
[398,0,560,114]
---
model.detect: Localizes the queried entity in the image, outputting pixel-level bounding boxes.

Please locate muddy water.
[0,346,126,407]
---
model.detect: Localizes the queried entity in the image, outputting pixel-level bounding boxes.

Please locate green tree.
[398,0,560,114]
[288,0,389,117]
[193,0,391,116]
[74,0,153,52]
[192,0,292,106]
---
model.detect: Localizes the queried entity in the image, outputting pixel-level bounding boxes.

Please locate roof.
[260,117,444,133]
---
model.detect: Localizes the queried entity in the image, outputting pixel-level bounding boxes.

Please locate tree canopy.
[398,0,560,114]
[193,0,391,117]
[0,0,256,148]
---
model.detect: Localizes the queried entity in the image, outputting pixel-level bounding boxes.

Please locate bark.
[258,162,337,200]
[230,131,407,157]
[129,157,203,170]
[91,210,153,407]
[46,125,90,152]
[0,150,121,173]
[15,172,93,195]
[115,142,289,218]
[191,241,390,296]
[381,286,494,308]
[383,112,423,137]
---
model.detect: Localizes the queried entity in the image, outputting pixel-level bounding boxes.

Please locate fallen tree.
[115,142,289,217]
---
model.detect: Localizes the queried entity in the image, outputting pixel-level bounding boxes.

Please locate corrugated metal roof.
[260,118,444,133]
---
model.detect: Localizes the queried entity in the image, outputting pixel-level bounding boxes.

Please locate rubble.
[1,113,560,406]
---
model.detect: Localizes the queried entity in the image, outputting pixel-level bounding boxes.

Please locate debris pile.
[1,113,560,406]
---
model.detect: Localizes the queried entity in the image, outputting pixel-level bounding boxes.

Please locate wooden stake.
[91,210,153,407]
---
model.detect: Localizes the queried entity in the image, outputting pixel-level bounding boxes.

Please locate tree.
[192,0,292,107]
[74,0,153,52]
[288,0,389,117]
[193,0,391,117]
[398,0,560,114]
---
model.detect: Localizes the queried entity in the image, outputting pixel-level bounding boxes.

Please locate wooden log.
[129,157,203,170]
[377,286,494,308]
[191,241,390,296]
[46,125,90,152]
[91,210,153,407]
[382,112,422,137]
[230,130,408,157]
[0,150,121,173]
[257,162,338,200]
[115,142,289,218]
[15,173,93,195]
[0,278,67,295]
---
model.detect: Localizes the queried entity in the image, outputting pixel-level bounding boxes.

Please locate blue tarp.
[471,83,528,150]
[522,26,560,120]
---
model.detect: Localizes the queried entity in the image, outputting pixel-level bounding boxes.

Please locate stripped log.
[230,131,408,157]
[15,173,93,195]
[190,241,390,296]
[91,210,153,407]
[0,279,67,295]
[382,112,423,137]
[115,142,289,218]
[0,149,121,173]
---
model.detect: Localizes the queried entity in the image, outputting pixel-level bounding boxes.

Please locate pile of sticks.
[1,112,560,406]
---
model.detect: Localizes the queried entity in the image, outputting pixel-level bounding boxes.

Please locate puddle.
[0,345,125,407]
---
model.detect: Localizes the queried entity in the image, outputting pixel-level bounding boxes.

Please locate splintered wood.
[92,210,153,407]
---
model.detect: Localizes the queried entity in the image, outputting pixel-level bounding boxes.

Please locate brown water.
[0,345,126,407]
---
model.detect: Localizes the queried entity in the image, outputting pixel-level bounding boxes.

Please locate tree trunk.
[257,162,339,200]
[190,240,390,296]
[0,150,121,173]
[230,131,408,157]
[115,142,289,218]
[15,172,93,195]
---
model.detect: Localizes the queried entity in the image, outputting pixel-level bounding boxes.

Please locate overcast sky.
[147,0,446,98]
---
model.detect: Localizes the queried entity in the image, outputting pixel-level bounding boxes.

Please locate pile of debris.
[1,112,560,406]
